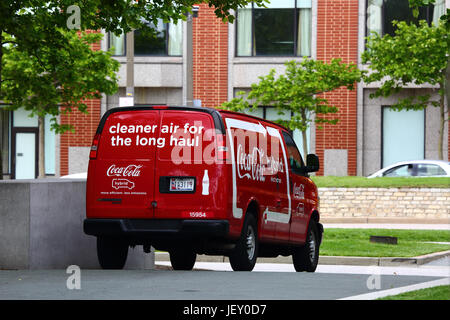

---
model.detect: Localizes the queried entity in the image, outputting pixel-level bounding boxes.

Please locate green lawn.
[379,285,450,300]
[320,229,450,257]
[311,176,450,188]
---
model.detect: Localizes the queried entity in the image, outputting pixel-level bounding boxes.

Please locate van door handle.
[276,199,281,207]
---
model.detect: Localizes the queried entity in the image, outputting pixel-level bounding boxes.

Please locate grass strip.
[378,285,450,300]
[311,176,450,188]
[320,228,450,257]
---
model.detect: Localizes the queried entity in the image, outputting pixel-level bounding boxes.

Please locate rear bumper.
[83,218,229,239]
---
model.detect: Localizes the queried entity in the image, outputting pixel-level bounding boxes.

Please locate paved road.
[1,223,448,301]
[0,263,447,300]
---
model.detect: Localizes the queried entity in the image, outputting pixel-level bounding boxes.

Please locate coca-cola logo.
[236,144,284,182]
[107,164,142,177]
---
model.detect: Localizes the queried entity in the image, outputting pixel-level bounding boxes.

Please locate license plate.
[169,178,195,192]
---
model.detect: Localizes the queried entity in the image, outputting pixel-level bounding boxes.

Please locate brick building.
[1,0,448,179]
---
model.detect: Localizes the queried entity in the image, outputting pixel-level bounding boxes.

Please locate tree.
[409,0,450,124]
[362,18,449,160]
[220,59,363,157]
[2,30,120,177]
[0,0,266,178]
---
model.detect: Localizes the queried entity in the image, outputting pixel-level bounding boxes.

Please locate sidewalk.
[155,223,450,267]
[155,250,450,267]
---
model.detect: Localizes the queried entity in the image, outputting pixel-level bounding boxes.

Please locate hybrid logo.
[107,165,142,177]
[112,178,135,190]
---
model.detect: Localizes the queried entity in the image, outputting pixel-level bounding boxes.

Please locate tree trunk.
[300,110,309,158]
[38,115,45,178]
[446,57,450,120]
[0,31,3,180]
[438,89,445,161]
[302,129,308,159]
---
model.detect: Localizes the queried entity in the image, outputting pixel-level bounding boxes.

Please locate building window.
[366,0,445,37]
[236,0,312,57]
[382,107,424,167]
[109,19,183,56]
[243,106,310,156]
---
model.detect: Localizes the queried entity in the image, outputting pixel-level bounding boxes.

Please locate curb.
[155,250,450,266]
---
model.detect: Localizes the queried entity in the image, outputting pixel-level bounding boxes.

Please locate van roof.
[97,105,289,135]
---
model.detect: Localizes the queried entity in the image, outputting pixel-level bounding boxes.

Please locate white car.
[367,160,450,178]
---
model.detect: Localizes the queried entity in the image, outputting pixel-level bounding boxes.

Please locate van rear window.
[157,111,216,164]
[99,110,160,159]
[99,110,216,163]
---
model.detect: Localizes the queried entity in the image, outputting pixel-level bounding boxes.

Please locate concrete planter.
[0,179,154,270]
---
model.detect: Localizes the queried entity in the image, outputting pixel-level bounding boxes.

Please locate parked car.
[367,160,450,178]
[83,105,323,272]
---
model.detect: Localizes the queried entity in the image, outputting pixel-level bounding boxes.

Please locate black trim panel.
[84,218,229,239]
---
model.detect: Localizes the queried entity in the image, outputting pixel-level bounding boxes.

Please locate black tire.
[97,236,128,270]
[229,214,258,271]
[292,219,320,272]
[169,249,197,270]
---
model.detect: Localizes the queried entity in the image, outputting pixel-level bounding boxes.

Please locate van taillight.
[217,134,229,162]
[90,134,100,159]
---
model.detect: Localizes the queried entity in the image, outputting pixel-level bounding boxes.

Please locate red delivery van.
[84,106,323,272]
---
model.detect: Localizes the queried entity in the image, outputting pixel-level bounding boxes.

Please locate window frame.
[0,108,11,176]
[108,21,182,57]
[235,0,312,58]
[365,0,436,39]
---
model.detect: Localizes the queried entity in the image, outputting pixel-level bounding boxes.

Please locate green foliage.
[0,0,266,132]
[362,20,449,110]
[221,58,363,133]
[2,30,120,133]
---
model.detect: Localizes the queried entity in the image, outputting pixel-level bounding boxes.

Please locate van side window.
[282,132,304,174]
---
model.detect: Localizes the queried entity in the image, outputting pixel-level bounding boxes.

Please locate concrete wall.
[319,187,450,223]
[0,180,154,270]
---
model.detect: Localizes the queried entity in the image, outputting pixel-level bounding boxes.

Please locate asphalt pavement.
[0,223,448,300]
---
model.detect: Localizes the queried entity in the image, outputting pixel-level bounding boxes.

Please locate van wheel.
[97,236,128,270]
[169,249,197,270]
[229,214,258,271]
[292,220,319,272]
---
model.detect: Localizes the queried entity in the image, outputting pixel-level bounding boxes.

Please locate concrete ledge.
[321,217,450,224]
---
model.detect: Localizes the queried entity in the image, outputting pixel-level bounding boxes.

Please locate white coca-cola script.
[107,164,142,177]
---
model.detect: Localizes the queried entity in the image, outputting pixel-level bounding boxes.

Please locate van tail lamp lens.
[90,134,100,159]
[217,134,229,162]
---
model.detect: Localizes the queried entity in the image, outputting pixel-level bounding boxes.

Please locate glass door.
[14,132,37,179]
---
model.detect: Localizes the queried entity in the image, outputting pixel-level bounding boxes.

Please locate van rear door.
[153,110,223,219]
[87,109,159,219]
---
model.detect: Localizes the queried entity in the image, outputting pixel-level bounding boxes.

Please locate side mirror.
[305,154,320,173]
